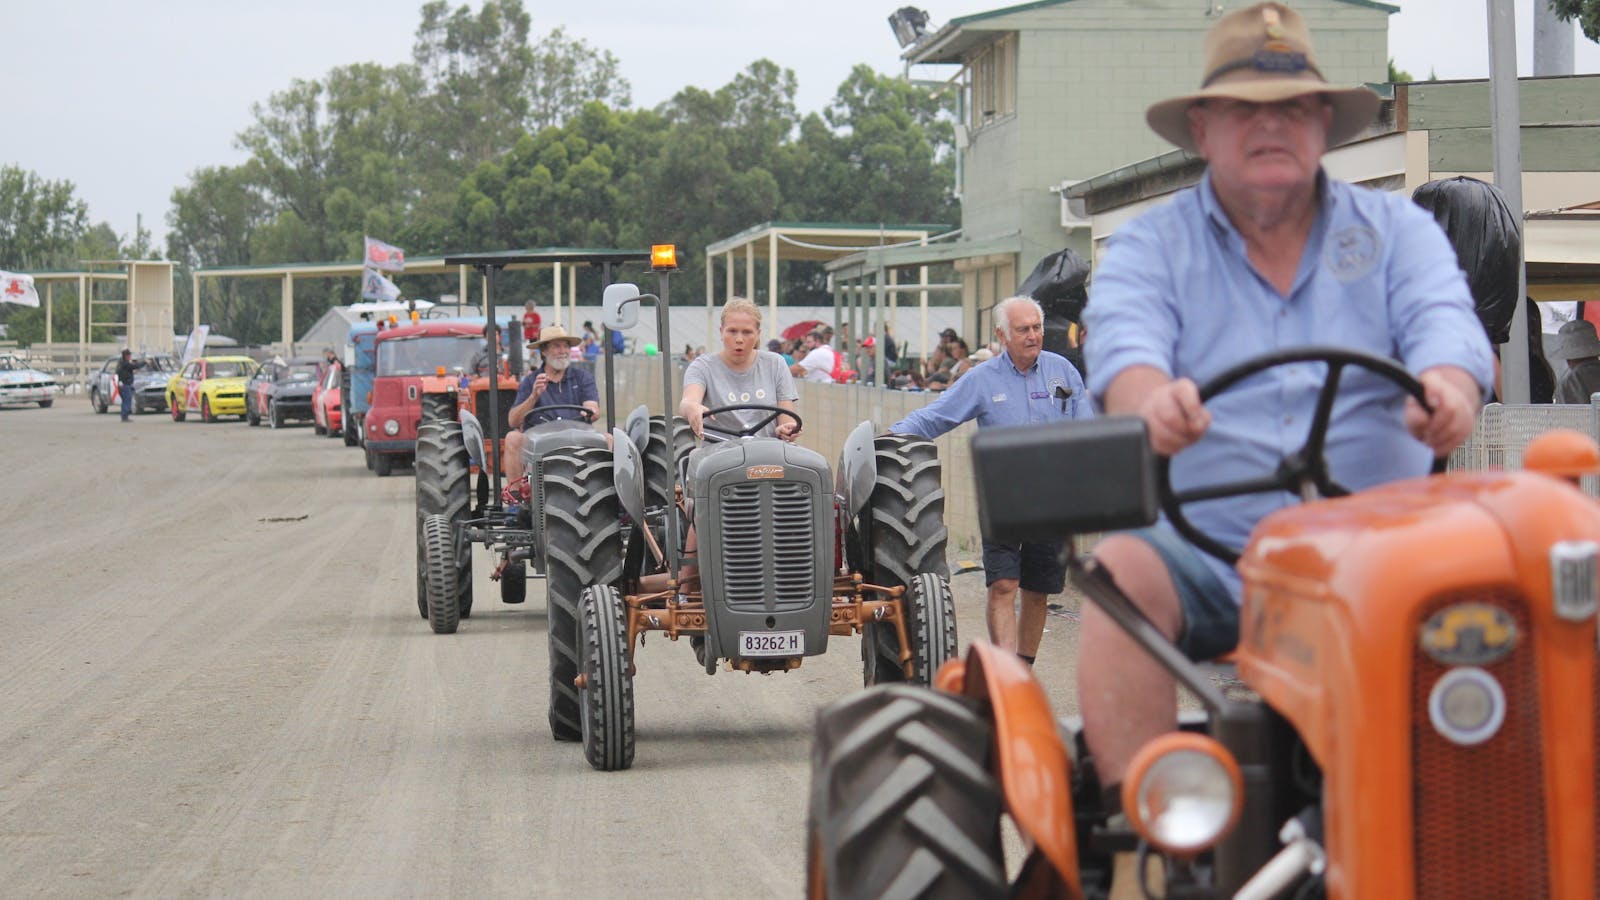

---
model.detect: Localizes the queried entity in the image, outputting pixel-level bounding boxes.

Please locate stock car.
[312,360,342,437]
[89,353,178,415]
[245,356,321,428]
[0,353,56,408]
[166,355,257,423]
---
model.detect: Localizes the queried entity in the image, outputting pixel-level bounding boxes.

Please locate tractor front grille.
[1410,591,1547,899]
[719,480,814,613]
[474,390,513,441]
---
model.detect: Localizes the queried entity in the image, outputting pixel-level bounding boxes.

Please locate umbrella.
[782,319,826,342]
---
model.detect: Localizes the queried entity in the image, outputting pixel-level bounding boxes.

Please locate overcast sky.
[10,0,1600,251]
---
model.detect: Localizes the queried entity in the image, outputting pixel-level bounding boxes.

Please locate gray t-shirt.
[684,350,799,437]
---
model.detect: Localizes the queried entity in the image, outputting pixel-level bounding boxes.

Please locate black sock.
[1019,654,1036,667]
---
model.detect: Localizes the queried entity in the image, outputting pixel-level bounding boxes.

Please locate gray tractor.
[545,282,958,772]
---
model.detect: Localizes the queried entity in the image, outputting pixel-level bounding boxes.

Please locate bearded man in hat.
[1078,1,1492,837]
[501,324,600,502]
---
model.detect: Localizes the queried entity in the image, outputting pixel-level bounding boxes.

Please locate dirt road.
[0,402,1081,896]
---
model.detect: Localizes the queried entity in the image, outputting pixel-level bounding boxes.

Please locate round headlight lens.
[1134,749,1238,853]
[1428,667,1505,746]
[383,418,400,436]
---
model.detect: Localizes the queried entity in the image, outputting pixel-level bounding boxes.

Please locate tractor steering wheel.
[700,403,803,440]
[1158,346,1439,566]
[526,403,597,427]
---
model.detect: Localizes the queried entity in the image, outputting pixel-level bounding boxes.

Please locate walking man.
[887,295,1094,664]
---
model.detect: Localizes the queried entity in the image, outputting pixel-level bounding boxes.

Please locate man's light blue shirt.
[1084,170,1494,599]
[890,349,1093,438]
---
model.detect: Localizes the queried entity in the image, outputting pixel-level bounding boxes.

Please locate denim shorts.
[1124,526,1239,661]
[981,539,1067,594]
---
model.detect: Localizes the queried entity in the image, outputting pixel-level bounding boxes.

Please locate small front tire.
[422,514,461,634]
[577,585,635,771]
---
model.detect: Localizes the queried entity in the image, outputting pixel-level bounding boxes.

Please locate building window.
[967,34,1016,130]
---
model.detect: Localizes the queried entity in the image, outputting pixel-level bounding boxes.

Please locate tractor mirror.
[602,283,641,332]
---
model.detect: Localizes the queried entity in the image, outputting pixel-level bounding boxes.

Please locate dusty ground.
[0,401,1086,897]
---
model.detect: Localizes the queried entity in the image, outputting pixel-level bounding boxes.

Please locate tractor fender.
[612,426,646,527]
[940,643,1081,893]
[623,404,651,455]
[836,420,878,520]
[458,408,485,468]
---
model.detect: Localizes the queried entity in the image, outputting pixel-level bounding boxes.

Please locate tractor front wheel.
[577,585,635,771]
[422,513,461,634]
[807,686,1005,899]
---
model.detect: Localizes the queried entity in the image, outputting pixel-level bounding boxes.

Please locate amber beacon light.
[651,244,678,271]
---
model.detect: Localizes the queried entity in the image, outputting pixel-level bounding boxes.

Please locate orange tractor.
[808,348,1600,899]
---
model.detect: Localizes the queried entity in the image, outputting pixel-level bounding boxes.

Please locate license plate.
[738,630,804,657]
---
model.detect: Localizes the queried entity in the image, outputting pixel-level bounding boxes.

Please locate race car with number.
[245,356,320,428]
[166,356,256,423]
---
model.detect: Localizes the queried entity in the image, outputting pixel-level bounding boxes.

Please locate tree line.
[2,0,955,346]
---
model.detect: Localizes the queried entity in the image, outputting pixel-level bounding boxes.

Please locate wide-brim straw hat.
[533,324,583,348]
[1146,2,1381,154]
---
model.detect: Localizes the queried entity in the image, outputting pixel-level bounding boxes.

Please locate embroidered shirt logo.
[1324,225,1380,282]
[991,393,1007,403]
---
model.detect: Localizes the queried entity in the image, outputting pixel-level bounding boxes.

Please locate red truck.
[365,318,517,476]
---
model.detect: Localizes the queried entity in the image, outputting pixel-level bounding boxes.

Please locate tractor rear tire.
[807,686,1005,899]
[577,585,635,771]
[421,393,455,425]
[501,560,527,605]
[422,514,461,634]
[862,435,951,686]
[644,415,694,511]
[541,448,624,742]
[416,421,474,617]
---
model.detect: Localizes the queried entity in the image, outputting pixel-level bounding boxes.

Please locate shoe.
[499,479,531,506]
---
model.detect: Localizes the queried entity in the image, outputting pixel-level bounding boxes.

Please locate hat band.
[1202,49,1322,88]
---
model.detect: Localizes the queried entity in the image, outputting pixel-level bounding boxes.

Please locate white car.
[0,354,56,408]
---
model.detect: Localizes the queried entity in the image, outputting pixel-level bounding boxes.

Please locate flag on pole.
[363,236,405,273]
[0,271,40,307]
[361,267,401,302]
[181,325,210,364]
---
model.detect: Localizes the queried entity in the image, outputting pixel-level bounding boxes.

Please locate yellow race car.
[167,355,257,422]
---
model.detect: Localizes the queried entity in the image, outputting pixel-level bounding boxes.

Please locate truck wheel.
[807,686,1004,899]
[422,513,461,634]
[862,435,951,685]
[93,389,107,414]
[541,448,624,742]
[371,449,394,477]
[644,415,694,511]
[170,394,185,422]
[577,585,635,771]
[38,399,52,408]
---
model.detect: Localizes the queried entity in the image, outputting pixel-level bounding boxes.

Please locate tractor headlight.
[383,418,400,436]
[1428,666,1505,746]
[1123,733,1242,856]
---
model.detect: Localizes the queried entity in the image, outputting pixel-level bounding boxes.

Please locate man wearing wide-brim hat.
[501,324,601,505]
[1555,318,1600,404]
[1077,1,1494,845]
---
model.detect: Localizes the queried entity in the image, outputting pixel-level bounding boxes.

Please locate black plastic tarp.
[1411,176,1521,344]
[1018,247,1090,366]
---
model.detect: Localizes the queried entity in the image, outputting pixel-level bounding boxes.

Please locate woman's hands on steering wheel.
[692,403,803,443]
